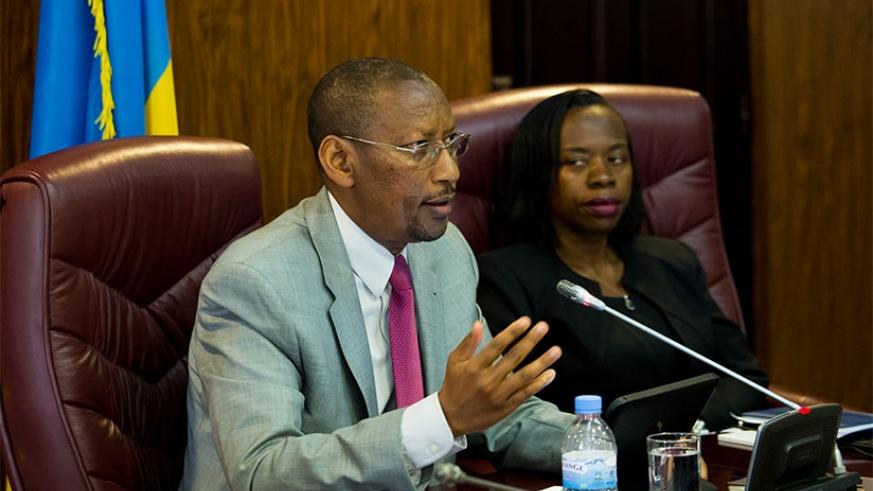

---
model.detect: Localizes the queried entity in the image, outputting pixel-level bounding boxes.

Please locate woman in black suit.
[477,90,768,434]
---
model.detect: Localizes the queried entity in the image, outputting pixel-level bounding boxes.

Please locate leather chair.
[449,84,746,330]
[0,137,262,490]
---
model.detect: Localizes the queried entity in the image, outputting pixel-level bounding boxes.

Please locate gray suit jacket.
[179,188,573,490]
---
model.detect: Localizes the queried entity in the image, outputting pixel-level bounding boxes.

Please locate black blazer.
[477,236,768,431]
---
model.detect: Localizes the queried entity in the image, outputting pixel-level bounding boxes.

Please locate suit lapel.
[306,189,379,417]
[408,245,447,396]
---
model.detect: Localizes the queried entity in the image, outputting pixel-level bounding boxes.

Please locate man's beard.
[406,183,455,243]
[408,217,449,243]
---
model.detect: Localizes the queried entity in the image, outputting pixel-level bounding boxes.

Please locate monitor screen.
[745,403,847,490]
[604,372,719,489]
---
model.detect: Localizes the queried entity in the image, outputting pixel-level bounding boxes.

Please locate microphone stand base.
[775,472,860,491]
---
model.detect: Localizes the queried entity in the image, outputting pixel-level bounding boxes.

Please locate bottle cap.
[574,395,602,414]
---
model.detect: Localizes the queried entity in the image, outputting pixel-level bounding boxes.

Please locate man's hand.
[437,317,562,437]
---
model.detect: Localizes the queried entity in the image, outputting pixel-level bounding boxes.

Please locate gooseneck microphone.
[560,279,856,480]
[555,279,801,410]
[433,463,527,491]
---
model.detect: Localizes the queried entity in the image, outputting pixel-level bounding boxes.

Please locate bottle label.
[561,450,617,490]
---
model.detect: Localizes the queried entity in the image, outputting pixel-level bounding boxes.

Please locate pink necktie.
[388,255,425,408]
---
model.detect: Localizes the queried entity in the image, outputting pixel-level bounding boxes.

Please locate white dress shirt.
[328,192,466,469]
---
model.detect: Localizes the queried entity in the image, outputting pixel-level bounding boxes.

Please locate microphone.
[433,463,527,491]
[555,280,800,410]
[555,280,856,477]
[556,280,607,311]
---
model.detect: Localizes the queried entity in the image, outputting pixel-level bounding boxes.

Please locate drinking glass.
[647,432,700,491]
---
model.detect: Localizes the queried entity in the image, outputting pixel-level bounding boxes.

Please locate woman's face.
[549,104,633,238]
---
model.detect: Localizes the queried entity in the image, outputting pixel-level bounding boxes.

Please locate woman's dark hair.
[498,89,645,248]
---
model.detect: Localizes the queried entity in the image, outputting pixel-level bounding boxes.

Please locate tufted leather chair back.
[449,84,745,330]
[0,137,262,490]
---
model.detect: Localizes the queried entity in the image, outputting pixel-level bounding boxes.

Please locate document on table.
[718,407,873,450]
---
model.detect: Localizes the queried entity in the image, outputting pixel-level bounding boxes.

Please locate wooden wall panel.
[0,1,38,175]
[0,1,491,221]
[167,0,491,220]
[749,0,872,410]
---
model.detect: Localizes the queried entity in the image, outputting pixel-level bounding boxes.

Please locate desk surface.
[450,434,873,491]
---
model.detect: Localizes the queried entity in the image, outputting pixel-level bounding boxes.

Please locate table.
[446,435,872,490]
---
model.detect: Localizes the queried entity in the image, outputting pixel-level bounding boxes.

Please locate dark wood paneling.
[749,0,872,410]
[1,1,491,221]
[167,0,491,220]
[0,1,38,174]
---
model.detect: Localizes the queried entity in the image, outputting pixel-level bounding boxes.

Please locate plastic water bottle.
[561,395,618,491]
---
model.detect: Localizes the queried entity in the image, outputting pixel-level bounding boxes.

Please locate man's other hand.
[437,317,561,437]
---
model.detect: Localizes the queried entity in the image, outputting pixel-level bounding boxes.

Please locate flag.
[29,0,178,159]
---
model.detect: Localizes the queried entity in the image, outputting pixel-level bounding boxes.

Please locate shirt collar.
[328,191,407,297]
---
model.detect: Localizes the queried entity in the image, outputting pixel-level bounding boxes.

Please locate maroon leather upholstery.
[0,137,262,490]
[449,84,745,330]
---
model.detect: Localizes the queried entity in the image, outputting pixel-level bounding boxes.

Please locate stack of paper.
[737,407,873,439]
[718,407,873,451]
[717,427,757,450]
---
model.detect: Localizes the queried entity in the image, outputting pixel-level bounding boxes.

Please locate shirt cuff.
[400,393,468,469]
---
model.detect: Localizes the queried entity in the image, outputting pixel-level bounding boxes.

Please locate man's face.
[346,81,460,253]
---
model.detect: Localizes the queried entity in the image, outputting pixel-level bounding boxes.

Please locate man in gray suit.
[180,58,574,490]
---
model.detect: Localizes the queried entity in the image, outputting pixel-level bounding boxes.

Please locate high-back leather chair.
[0,137,262,490]
[449,84,745,330]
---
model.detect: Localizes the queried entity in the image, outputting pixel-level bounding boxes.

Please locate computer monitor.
[745,403,860,490]
[604,372,720,489]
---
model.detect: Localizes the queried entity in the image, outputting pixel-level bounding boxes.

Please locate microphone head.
[556,280,606,310]
[434,462,464,484]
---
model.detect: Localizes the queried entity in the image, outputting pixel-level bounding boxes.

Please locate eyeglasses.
[341,132,471,166]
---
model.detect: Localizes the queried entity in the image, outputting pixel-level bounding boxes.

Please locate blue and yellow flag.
[30,0,178,158]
